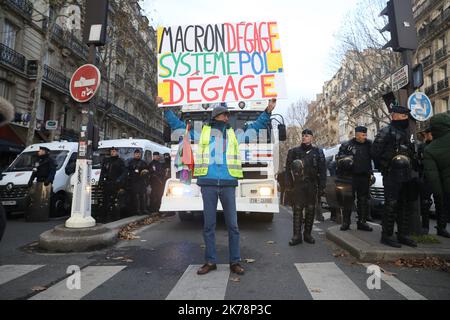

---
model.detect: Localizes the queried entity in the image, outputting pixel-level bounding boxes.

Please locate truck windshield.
[180,111,272,143]
[93,147,142,169]
[5,151,69,172]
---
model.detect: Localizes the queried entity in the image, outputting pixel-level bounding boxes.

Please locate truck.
[0,141,78,217]
[160,101,286,222]
[68,138,170,217]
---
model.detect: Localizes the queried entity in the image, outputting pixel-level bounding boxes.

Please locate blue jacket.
[164,110,271,186]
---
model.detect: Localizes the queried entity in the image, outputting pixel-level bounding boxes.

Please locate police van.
[160,101,286,222]
[0,141,79,217]
[72,139,170,215]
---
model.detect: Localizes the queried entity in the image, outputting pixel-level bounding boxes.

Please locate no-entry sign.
[70,64,101,103]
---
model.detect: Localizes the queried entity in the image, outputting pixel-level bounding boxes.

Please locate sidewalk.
[326,222,450,262]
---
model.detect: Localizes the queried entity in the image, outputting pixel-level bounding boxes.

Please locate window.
[0,80,12,100]
[2,20,18,49]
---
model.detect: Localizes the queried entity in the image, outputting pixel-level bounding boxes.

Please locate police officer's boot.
[436,202,450,238]
[380,200,401,248]
[289,206,303,246]
[340,208,352,231]
[357,197,373,232]
[303,205,316,244]
[397,205,417,247]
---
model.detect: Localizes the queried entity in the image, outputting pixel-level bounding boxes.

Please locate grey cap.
[211,106,229,119]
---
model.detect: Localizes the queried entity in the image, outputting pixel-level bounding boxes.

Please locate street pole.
[66,44,97,228]
[397,49,421,236]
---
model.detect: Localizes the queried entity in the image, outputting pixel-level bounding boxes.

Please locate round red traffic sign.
[70,64,101,103]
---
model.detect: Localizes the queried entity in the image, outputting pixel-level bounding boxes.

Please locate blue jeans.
[201,186,240,264]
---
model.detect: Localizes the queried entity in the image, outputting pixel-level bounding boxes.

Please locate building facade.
[0,0,162,156]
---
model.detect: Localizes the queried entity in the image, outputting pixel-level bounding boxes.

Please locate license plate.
[250,198,273,204]
[2,201,16,206]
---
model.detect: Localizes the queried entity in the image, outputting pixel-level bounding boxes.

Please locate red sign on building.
[70,64,101,103]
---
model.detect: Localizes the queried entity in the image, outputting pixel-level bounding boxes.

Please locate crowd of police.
[282,105,450,248]
[18,146,170,224]
[97,148,171,223]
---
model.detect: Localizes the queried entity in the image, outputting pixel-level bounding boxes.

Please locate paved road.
[1,207,449,300]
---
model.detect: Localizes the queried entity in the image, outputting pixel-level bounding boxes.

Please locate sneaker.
[230,263,245,275]
[197,263,217,275]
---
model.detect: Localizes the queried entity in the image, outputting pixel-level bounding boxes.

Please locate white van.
[0,141,79,216]
[69,139,170,214]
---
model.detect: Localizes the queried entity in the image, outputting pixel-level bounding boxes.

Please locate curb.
[326,225,450,262]
[38,214,156,253]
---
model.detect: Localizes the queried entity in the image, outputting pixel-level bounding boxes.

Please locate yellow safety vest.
[194,125,243,179]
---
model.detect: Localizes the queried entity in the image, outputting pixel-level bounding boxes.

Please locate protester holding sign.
[157,96,276,275]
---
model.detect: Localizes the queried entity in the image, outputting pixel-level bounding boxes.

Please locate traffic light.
[380,0,418,52]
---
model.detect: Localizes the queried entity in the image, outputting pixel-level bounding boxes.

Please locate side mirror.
[278,124,287,142]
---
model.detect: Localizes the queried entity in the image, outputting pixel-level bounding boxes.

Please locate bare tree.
[25,0,82,146]
[330,0,402,132]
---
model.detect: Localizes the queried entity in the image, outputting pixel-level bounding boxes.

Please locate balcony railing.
[4,0,33,18]
[97,100,163,141]
[114,74,124,88]
[425,85,435,96]
[435,47,447,61]
[437,77,449,92]
[0,43,26,72]
[418,6,450,43]
[28,64,70,94]
[422,55,433,69]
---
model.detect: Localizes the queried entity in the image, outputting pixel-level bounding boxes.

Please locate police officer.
[372,106,418,248]
[149,152,164,212]
[99,147,127,222]
[163,152,171,182]
[28,147,56,188]
[418,127,435,234]
[336,126,373,232]
[127,149,149,216]
[286,129,327,245]
[25,146,56,221]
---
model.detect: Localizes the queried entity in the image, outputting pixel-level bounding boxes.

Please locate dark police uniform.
[286,134,326,245]
[371,106,418,248]
[127,154,149,215]
[418,138,434,233]
[149,156,164,212]
[99,149,127,222]
[26,147,57,222]
[336,126,373,232]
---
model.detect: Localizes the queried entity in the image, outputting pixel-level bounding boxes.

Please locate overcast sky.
[142,0,359,114]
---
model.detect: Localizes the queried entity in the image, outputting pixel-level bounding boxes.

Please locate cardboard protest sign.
[157,22,286,106]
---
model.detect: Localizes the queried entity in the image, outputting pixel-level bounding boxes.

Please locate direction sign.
[70,64,101,103]
[408,92,433,122]
[391,65,409,92]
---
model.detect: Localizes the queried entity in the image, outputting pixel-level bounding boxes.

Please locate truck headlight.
[169,185,184,197]
[259,187,273,197]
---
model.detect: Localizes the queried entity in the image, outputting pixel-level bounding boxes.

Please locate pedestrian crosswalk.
[0,262,429,300]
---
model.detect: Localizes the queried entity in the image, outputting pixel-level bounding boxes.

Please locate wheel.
[254,213,274,223]
[50,192,68,218]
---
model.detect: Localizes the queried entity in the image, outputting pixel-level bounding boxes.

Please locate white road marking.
[0,265,45,286]
[29,266,126,300]
[166,264,230,300]
[295,262,369,300]
[363,264,427,300]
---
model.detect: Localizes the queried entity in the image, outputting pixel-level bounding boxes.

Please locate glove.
[28,181,33,188]
[44,181,50,187]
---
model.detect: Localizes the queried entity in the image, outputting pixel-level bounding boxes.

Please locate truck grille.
[0,185,29,199]
[370,187,384,200]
